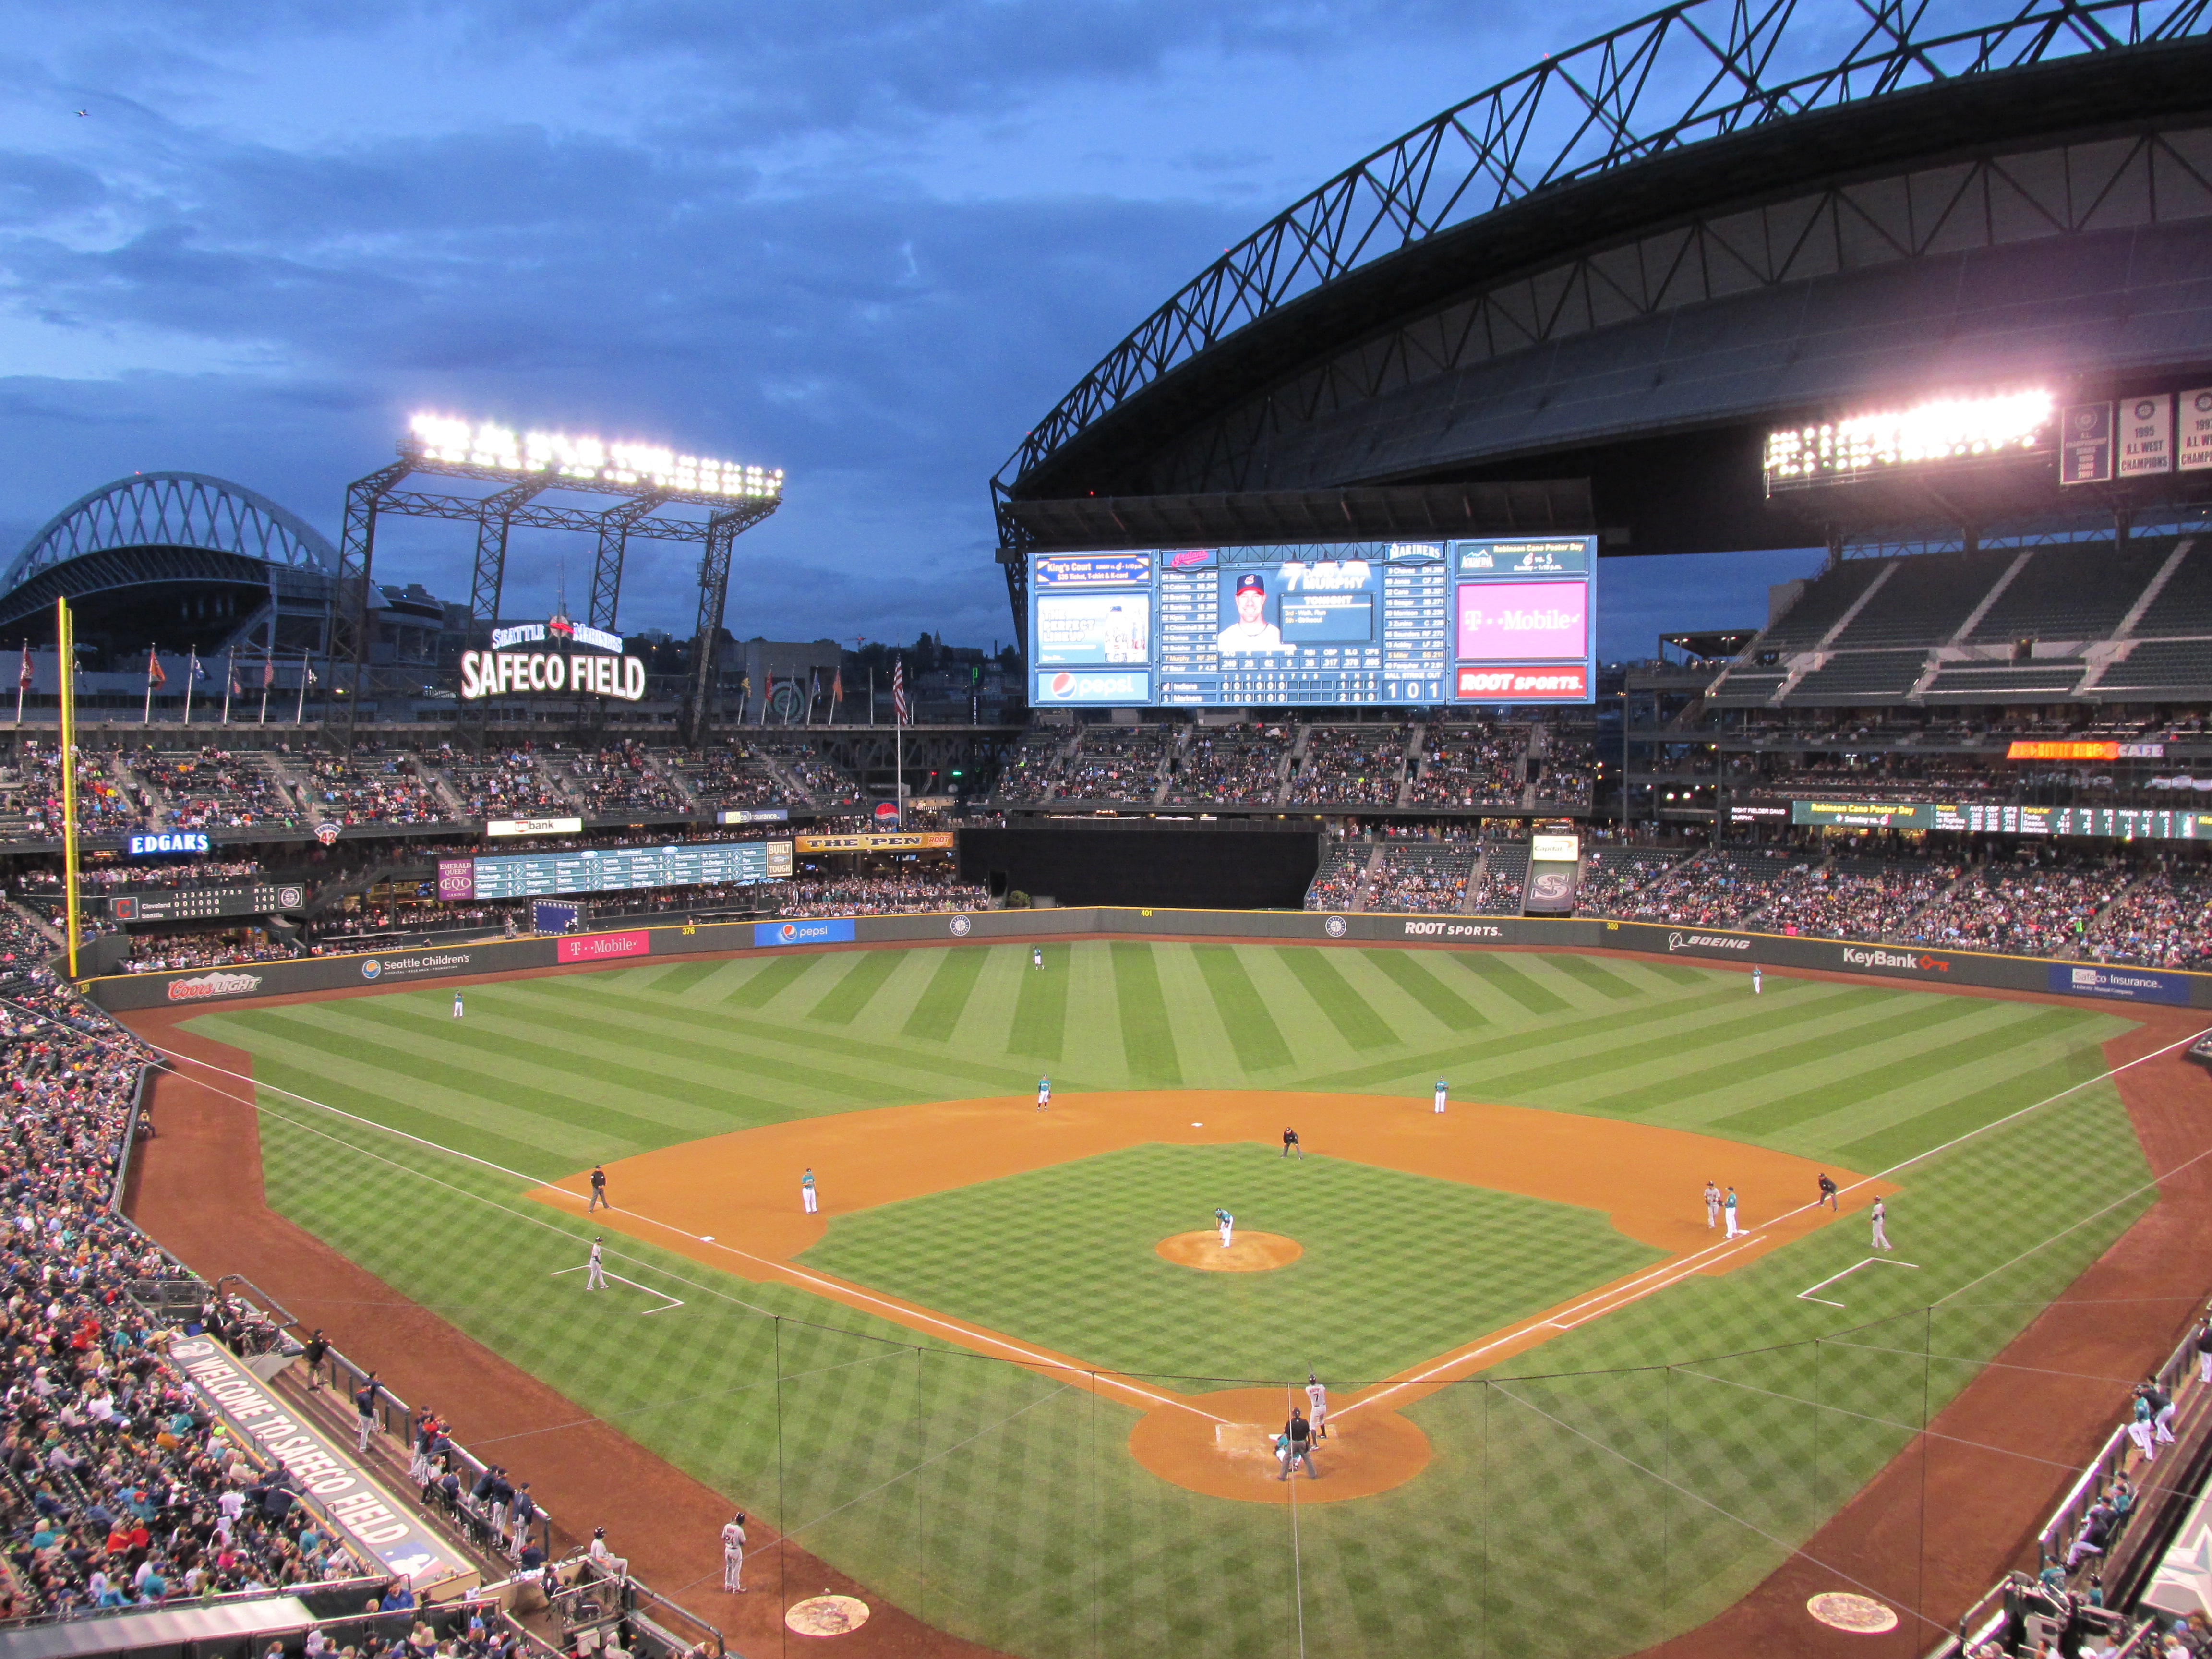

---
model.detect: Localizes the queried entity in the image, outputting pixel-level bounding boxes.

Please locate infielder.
[1036,1076,1051,1110]
[1215,1207,1234,1249]
[588,1165,609,1213]
[1032,946,1044,971]
[452,992,464,1020]
[1870,1197,1891,1251]
[1751,965,1762,996]
[1703,1181,1720,1228]
[801,1168,818,1214]
[1282,1127,1301,1159]
[1433,1076,1448,1114]
[721,1512,747,1592]
[1723,1186,1741,1238]
[586,1238,607,1291]
[1305,1373,1328,1440]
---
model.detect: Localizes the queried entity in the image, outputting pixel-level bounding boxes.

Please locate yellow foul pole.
[56,599,80,981]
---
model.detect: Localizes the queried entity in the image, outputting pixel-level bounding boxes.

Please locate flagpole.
[259,648,271,724]
[13,647,25,727]
[142,645,155,725]
[869,666,875,727]
[221,649,233,725]
[57,600,80,981]
[295,649,310,724]
[181,649,195,727]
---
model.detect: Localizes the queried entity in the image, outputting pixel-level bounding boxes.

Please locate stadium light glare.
[406,414,783,500]
[1763,389,2054,489]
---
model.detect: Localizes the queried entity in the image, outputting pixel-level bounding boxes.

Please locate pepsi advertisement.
[1027,537,1595,707]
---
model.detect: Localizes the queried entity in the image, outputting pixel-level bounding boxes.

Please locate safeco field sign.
[459,650,647,700]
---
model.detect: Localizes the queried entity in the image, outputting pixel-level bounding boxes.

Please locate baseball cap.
[1235,572,1264,596]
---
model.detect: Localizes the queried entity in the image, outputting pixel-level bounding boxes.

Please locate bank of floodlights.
[407,413,783,503]
[1763,389,2054,493]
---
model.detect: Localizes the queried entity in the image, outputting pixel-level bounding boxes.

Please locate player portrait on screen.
[1217,571,1291,652]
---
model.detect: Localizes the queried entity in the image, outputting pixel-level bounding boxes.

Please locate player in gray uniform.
[1305,1373,1328,1440]
[721,1512,747,1592]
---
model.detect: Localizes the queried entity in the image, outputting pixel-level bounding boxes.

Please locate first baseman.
[1215,1207,1234,1249]
[1433,1076,1448,1114]
[1723,1186,1741,1238]
[802,1168,818,1214]
[1036,1076,1051,1110]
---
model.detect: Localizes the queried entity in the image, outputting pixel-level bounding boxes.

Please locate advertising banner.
[437,857,475,901]
[719,808,791,824]
[1456,581,1588,661]
[486,817,584,837]
[754,919,856,947]
[1455,665,1590,700]
[558,929,649,963]
[168,1337,471,1589]
[794,832,955,853]
[2048,963,2196,1005]
[357,950,480,984]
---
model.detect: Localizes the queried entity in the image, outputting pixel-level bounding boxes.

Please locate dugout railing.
[1926,1300,2212,1658]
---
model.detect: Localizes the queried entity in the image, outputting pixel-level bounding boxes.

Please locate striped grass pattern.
[194,942,2152,1659]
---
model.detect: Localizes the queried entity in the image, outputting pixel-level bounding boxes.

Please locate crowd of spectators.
[7,747,143,840]
[559,746,687,817]
[1575,848,1689,912]
[2085,869,2212,969]
[1470,843,1529,914]
[1753,856,1963,942]
[1407,725,1524,809]
[1530,741,1596,809]
[1592,846,1806,927]
[1056,729,1169,801]
[774,873,988,917]
[1303,845,1367,910]
[671,746,794,810]
[1288,728,1405,807]
[297,754,447,827]
[17,861,265,893]
[120,931,304,974]
[141,751,301,832]
[763,747,863,807]
[1162,727,1289,805]
[0,913,379,1615]
[1363,846,1472,913]
[1901,856,2134,957]
[441,753,574,818]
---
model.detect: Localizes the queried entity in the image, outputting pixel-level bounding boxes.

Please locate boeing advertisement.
[1026,538,1597,707]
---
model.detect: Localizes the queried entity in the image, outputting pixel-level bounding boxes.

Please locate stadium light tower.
[330,416,782,749]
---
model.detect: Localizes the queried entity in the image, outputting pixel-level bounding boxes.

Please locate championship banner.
[2181,388,2212,472]
[794,832,956,853]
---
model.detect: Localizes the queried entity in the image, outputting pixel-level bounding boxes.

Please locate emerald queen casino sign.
[1026,537,1596,707]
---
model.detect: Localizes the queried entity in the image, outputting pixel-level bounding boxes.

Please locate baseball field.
[161,939,2166,1658]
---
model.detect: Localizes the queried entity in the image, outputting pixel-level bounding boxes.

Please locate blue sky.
[0,0,1817,660]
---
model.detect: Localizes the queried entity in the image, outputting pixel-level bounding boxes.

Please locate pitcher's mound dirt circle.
[1156,1231,1302,1271]
[1129,1387,1431,1504]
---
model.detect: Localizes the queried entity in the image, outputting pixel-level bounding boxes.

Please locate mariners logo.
[1323,915,1348,938]
[949,915,972,937]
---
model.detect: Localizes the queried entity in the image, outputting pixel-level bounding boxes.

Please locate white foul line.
[1795,1256,1920,1309]
[550,1263,685,1314]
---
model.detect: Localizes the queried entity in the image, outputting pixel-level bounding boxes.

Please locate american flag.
[891,654,910,724]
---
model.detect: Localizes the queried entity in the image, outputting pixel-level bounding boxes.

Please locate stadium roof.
[998,0,2212,563]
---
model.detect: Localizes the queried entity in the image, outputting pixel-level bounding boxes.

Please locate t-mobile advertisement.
[1456,580,1589,661]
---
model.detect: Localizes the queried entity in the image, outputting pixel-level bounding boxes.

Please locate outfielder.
[1033,946,1044,970]
[721,1512,747,1592]
[1870,1197,1891,1251]
[1704,1181,1720,1228]
[1036,1076,1051,1110]
[586,1238,607,1291]
[1215,1207,1234,1249]
[1723,1186,1741,1238]
[452,991,464,1020]
[1433,1076,1448,1114]
[1305,1373,1328,1440]
[801,1168,818,1214]
[1751,965,1762,996]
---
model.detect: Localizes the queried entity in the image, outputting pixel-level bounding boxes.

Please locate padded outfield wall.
[80,907,2212,1012]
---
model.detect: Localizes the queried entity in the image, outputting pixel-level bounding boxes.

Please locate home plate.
[1214,1423,1279,1462]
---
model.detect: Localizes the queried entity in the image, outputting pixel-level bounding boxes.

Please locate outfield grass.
[184,942,2153,1659]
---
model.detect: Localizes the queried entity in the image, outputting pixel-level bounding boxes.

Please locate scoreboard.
[108,884,307,923]
[1026,537,1596,709]
[448,838,793,902]
[1790,801,2207,839]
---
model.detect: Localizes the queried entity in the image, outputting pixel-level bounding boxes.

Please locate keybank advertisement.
[2050,963,2195,1004]
[754,919,857,947]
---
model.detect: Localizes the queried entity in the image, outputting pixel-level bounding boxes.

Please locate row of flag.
[16,644,315,694]
[747,656,911,722]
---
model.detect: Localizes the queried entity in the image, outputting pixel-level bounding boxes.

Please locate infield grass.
[183,941,2154,1659]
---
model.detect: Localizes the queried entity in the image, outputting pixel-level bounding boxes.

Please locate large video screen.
[1027,538,1595,707]
[446,839,793,902]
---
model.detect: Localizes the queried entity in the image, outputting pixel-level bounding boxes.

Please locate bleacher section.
[996,731,1069,804]
[1289,726,1406,806]
[1786,649,1929,705]
[1471,843,1528,913]
[1058,726,1171,802]
[1304,842,1366,910]
[1410,724,1524,807]
[440,751,575,817]
[563,745,689,816]
[1364,844,1473,912]
[765,744,865,807]
[1965,541,2178,643]
[673,744,800,810]
[1163,725,1289,805]
[141,750,302,830]
[1829,547,2019,648]
[1575,847,1687,913]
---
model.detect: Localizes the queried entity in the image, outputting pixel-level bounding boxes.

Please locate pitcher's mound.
[1157,1231,1302,1271]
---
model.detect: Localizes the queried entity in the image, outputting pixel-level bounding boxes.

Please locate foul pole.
[56,599,80,981]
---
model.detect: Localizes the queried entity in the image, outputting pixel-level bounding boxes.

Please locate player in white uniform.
[452,992,464,1019]
[1032,946,1043,970]
[801,1168,817,1214]
[1215,1208,1234,1249]
[1216,572,1289,652]
[1723,1186,1741,1238]
[1870,1197,1891,1251]
[586,1238,607,1290]
[1036,1076,1050,1110]
[720,1512,747,1592]
[1704,1181,1720,1228]
[1305,1373,1328,1440]
[1433,1077,1448,1114]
